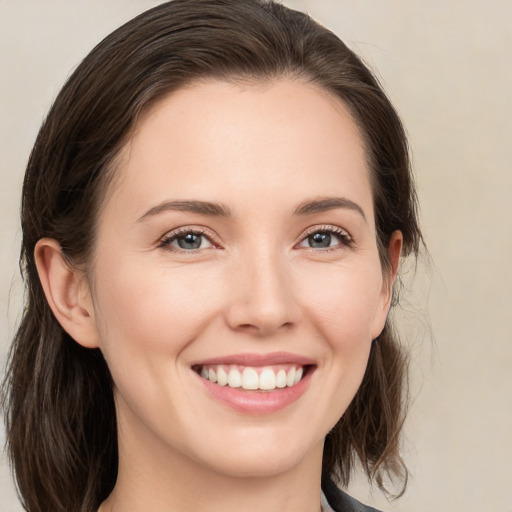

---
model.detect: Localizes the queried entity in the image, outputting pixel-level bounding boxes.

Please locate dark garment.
[322,476,384,512]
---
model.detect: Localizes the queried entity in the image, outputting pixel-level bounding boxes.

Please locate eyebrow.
[137,200,232,222]
[137,196,366,223]
[293,197,367,222]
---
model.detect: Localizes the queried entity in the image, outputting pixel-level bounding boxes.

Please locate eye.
[297,226,352,250]
[159,228,215,252]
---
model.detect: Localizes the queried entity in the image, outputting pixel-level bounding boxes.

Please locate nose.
[224,250,300,336]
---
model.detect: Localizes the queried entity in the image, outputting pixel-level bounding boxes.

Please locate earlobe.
[34,238,100,349]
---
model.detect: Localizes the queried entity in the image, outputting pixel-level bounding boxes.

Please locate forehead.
[107,78,374,222]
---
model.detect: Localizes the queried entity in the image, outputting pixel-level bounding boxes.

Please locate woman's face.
[87,79,399,479]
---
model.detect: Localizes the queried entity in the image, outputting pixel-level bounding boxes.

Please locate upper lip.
[191,351,316,367]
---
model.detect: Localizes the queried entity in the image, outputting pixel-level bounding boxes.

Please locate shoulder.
[321,476,386,512]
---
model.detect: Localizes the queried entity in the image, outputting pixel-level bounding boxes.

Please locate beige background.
[1,1,511,511]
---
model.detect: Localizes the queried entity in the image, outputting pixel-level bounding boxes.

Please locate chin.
[205,451,307,479]
[189,429,322,479]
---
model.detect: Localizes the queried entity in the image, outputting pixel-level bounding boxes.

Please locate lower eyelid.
[158,228,217,250]
[157,226,353,251]
[298,227,353,246]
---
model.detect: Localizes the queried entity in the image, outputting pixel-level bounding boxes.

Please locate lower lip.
[196,369,314,414]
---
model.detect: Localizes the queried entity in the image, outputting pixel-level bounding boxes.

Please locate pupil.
[178,233,202,249]
[309,232,331,248]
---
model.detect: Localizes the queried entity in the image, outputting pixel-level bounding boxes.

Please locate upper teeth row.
[200,365,304,390]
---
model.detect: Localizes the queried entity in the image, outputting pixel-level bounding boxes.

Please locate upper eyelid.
[158,225,219,246]
[294,225,355,252]
[298,224,353,241]
[156,223,353,248]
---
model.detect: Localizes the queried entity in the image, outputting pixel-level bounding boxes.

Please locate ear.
[34,238,100,349]
[384,230,403,303]
[371,230,403,339]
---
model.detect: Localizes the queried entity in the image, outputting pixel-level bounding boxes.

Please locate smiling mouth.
[192,364,312,391]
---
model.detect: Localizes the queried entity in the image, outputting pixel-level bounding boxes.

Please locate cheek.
[91,258,222,367]
[296,260,385,349]
[296,262,384,427]
[89,259,228,440]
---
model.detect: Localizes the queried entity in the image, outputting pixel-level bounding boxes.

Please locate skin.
[35,79,401,512]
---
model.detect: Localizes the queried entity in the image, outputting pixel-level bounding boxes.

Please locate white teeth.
[217,367,228,386]
[228,368,242,388]
[276,369,287,388]
[199,364,307,390]
[259,367,277,390]
[242,367,259,390]
[286,367,296,387]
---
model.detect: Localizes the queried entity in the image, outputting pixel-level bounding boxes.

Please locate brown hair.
[2,1,422,511]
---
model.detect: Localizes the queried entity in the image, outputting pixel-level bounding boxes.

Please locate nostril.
[234,320,295,336]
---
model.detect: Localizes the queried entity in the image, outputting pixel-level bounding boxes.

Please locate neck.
[99,415,324,512]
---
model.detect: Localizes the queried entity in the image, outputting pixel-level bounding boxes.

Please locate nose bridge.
[225,243,298,335]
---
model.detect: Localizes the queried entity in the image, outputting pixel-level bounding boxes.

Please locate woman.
[2,1,422,511]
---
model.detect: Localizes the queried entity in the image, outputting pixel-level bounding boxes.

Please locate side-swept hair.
[2,1,422,511]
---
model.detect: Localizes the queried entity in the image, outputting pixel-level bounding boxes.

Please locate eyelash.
[297,225,354,251]
[158,226,218,253]
[157,225,353,253]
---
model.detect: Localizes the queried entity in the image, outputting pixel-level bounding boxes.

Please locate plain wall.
[1,1,511,511]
